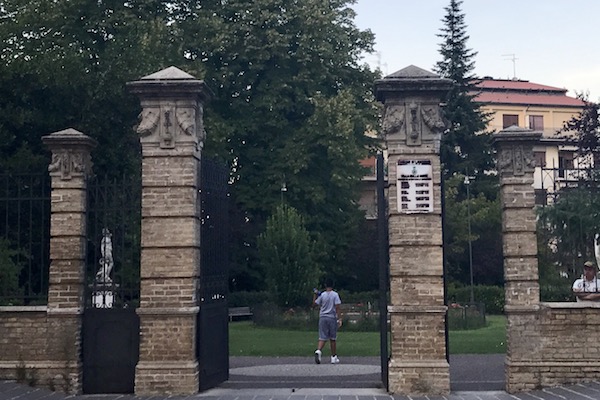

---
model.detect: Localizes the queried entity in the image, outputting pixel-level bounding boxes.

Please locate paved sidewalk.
[2,356,600,400]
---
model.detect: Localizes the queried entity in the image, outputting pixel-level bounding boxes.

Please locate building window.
[534,151,546,168]
[529,115,544,131]
[503,114,519,128]
[558,151,574,178]
[534,189,547,206]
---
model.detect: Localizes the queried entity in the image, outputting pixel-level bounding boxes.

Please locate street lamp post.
[464,174,475,304]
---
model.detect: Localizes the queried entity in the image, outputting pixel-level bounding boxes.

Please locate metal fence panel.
[0,173,50,305]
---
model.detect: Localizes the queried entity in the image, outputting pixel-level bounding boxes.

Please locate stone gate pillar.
[127,67,212,395]
[492,126,542,392]
[42,128,97,393]
[375,66,452,395]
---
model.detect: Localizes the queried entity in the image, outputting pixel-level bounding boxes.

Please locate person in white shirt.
[312,279,342,364]
[572,261,600,301]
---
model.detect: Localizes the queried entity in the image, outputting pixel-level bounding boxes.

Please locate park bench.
[228,306,253,321]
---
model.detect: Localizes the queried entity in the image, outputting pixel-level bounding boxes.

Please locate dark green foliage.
[434,0,492,178]
[227,291,270,308]
[537,186,600,283]
[185,0,379,287]
[257,204,322,307]
[447,284,504,314]
[443,175,503,286]
[447,305,485,330]
[0,0,180,176]
[435,0,500,288]
[1,0,379,294]
[338,219,379,291]
[0,238,25,304]
[559,94,600,160]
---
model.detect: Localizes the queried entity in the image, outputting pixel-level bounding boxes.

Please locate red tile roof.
[475,79,567,93]
[471,78,585,108]
[474,92,585,107]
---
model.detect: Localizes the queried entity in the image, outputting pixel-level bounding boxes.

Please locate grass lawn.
[229,315,506,356]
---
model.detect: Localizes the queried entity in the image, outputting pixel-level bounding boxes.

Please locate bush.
[447,303,486,330]
[257,205,321,308]
[228,291,270,307]
[447,284,504,314]
[252,303,318,331]
[337,290,379,307]
[541,284,575,302]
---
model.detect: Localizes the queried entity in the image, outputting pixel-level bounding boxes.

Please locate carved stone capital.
[42,128,97,181]
[493,127,541,177]
[134,104,204,150]
[127,66,211,151]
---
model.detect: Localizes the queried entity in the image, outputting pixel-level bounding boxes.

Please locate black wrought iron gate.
[82,175,141,394]
[376,152,390,390]
[197,157,230,391]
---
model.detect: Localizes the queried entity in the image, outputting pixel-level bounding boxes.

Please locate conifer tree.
[434,0,492,179]
[435,0,503,288]
[257,204,321,308]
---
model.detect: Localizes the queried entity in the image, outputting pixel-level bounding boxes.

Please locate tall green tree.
[434,0,492,179]
[435,0,501,288]
[257,204,321,308]
[183,0,379,288]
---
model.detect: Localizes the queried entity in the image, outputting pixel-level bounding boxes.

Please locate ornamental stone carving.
[137,108,160,137]
[421,106,446,133]
[42,128,97,181]
[127,66,212,151]
[493,127,541,177]
[382,105,405,136]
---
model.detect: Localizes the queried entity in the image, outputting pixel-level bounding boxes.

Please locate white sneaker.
[314,349,322,364]
[331,355,340,364]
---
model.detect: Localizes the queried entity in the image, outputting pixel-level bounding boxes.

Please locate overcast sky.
[352,0,600,102]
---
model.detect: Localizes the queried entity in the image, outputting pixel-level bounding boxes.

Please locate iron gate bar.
[197,157,229,391]
[82,174,141,394]
[0,173,50,305]
[376,152,389,391]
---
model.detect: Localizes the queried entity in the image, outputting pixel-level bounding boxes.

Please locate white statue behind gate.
[95,228,114,284]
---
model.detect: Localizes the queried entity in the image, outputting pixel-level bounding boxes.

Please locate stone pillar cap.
[492,126,542,145]
[374,65,453,102]
[42,128,98,149]
[127,66,213,101]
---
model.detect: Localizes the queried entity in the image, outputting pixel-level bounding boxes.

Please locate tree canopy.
[0,0,380,292]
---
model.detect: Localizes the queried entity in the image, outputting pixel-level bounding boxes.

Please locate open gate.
[197,157,230,391]
[82,175,141,394]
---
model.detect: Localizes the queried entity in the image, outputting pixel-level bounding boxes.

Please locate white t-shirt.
[572,276,600,301]
[315,290,341,319]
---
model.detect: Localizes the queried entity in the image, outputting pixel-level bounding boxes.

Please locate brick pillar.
[127,67,212,395]
[493,126,542,392]
[374,66,452,396]
[42,128,97,394]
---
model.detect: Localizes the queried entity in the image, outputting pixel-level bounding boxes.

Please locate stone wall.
[0,307,78,391]
[507,302,600,391]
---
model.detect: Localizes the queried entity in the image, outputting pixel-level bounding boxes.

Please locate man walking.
[313,278,342,364]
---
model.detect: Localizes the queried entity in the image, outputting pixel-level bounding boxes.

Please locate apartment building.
[473,78,586,203]
[358,76,586,216]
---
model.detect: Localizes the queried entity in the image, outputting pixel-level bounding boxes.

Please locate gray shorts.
[318,317,337,341]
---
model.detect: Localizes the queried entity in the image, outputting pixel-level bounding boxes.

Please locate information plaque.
[397,160,433,213]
